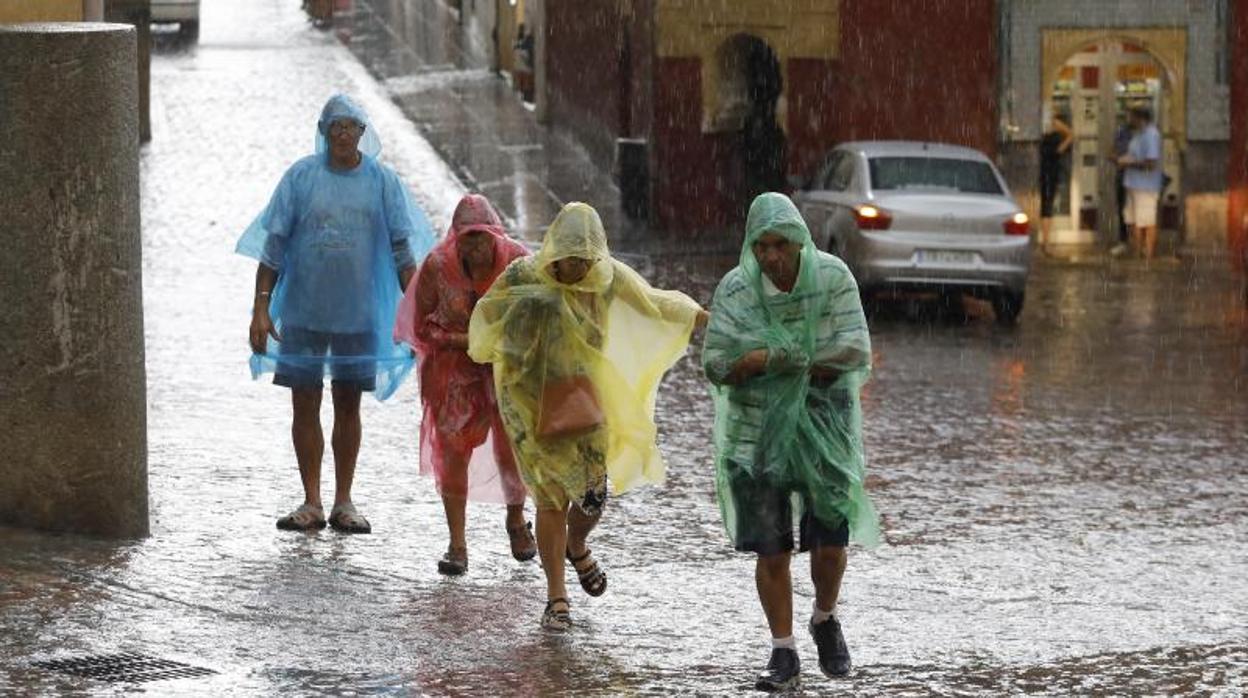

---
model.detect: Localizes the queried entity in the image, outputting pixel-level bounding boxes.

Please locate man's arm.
[248,263,281,354]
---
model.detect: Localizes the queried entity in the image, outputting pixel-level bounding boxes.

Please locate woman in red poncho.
[395,194,534,574]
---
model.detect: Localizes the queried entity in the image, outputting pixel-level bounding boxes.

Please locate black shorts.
[726,474,850,556]
[273,326,377,391]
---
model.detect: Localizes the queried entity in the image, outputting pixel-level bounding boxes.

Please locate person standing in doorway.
[703,193,880,691]
[1037,107,1073,255]
[1118,105,1165,261]
[1109,115,1134,257]
[237,94,435,533]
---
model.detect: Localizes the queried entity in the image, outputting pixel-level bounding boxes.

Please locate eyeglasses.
[328,121,364,137]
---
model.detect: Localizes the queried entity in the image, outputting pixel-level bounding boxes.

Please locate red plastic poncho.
[395,195,530,503]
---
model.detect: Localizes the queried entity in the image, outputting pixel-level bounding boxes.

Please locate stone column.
[0,23,149,539]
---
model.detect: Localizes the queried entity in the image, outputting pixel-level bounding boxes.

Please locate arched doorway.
[716,34,785,199]
[1047,39,1181,245]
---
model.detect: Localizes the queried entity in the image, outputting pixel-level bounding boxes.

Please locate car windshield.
[868,156,1003,194]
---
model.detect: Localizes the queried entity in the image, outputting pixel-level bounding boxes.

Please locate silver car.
[792,141,1032,322]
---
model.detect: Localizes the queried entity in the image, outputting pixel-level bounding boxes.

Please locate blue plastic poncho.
[703,193,880,548]
[236,94,436,399]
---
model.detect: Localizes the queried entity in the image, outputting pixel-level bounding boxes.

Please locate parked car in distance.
[151,0,199,40]
[792,141,1032,323]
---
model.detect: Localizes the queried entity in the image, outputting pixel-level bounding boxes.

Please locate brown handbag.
[537,374,605,439]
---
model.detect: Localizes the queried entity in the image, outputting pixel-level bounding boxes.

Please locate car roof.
[835,140,991,161]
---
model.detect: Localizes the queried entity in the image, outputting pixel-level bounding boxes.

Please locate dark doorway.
[723,34,785,200]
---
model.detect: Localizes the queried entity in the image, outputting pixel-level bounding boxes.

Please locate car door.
[796,151,845,252]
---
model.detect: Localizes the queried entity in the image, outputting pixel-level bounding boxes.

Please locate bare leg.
[756,552,794,638]
[330,384,362,506]
[505,503,526,529]
[811,545,848,614]
[536,505,570,604]
[1142,225,1157,260]
[565,504,602,559]
[291,387,324,508]
[1129,224,1141,254]
[441,495,468,550]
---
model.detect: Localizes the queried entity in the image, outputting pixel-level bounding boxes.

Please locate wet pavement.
[2,0,1247,695]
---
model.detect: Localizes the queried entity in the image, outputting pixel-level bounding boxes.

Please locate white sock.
[812,600,836,624]
[770,635,797,650]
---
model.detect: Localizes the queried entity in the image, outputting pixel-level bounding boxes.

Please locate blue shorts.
[273,326,377,392]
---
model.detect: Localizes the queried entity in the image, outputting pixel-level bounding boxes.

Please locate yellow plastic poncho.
[467,203,701,509]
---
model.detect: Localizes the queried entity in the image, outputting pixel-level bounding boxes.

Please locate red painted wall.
[545,0,632,162]
[1229,0,1248,271]
[652,58,743,230]
[829,0,998,156]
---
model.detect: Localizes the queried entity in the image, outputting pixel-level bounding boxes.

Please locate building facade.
[997,0,1233,252]
[538,0,1244,266]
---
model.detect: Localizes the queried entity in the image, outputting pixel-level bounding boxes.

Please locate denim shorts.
[273,326,377,391]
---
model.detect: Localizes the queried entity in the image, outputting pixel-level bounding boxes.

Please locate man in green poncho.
[703,192,880,691]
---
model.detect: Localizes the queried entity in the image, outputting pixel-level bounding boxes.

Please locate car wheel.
[991,290,1024,325]
[179,20,199,41]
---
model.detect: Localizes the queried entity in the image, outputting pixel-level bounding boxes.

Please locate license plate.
[917,249,975,265]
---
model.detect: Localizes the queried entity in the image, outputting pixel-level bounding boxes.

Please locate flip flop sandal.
[566,548,607,597]
[276,503,326,531]
[541,597,571,632]
[506,521,537,562]
[437,545,468,576]
[328,502,372,534]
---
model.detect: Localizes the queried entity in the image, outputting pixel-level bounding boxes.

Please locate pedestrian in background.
[1038,105,1073,255]
[237,94,435,533]
[1109,114,1134,257]
[702,193,879,691]
[468,202,707,631]
[394,194,536,575]
[1118,105,1165,261]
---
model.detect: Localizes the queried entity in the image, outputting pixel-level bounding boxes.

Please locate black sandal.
[506,521,537,562]
[541,597,571,632]
[437,545,468,576]
[566,548,607,597]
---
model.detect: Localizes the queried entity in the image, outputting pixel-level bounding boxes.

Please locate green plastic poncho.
[468,203,701,509]
[702,193,880,547]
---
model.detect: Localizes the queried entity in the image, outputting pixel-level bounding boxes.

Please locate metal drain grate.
[32,652,217,683]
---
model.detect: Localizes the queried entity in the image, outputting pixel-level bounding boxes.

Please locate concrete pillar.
[0,23,149,539]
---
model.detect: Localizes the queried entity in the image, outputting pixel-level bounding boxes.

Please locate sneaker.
[809,616,852,677]
[1109,243,1130,258]
[754,647,800,692]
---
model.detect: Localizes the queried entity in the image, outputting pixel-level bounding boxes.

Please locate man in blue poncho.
[703,193,879,691]
[237,94,435,533]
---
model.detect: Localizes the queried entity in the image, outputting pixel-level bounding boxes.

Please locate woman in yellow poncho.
[468,202,706,631]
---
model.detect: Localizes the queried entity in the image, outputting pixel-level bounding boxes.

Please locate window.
[867,157,1003,195]
[816,153,843,190]
[828,153,856,191]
